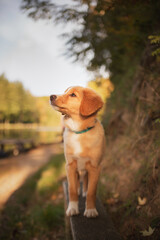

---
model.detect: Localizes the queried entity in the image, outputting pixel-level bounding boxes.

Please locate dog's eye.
[70,93,76,97]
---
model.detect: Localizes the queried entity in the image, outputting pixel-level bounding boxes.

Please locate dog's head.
[50,86,103,117]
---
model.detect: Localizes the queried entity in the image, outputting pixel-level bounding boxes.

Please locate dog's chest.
[64,130,89,171]
[63,118,82,156]
[69,133,82,155]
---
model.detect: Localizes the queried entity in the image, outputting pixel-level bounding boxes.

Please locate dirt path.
[0,143,63,208]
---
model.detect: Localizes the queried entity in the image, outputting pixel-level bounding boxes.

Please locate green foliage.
[21,0,160,127]
[0,74,38,123]
[88,77,114,103]
[88,77,114,119]
[148,35,160,56]
[36,96,60,126]
[0,154,65,240]
[31,203,64,229]
[37,154,65,195]
[149,35,160,44]
[0,74,60,126]
[21,0,160,76]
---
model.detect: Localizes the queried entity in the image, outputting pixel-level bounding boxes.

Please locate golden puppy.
[50,86,105,218]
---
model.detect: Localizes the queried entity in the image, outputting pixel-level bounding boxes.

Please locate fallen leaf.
[16,222,23,229]
[138,196,147,206]
[113,193,119,199]
[51,194,57,200]
[140,226,155,236]
[106,198,116,205]
[136,205,141,210]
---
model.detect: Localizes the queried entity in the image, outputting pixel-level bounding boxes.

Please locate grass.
[0,153,66,240]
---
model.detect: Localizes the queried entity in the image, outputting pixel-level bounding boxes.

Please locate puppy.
[50,86,105,218]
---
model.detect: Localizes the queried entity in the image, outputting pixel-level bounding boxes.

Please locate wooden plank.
[63,181,123,240]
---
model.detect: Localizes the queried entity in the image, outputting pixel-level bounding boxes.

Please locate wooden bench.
[63,181,123,240]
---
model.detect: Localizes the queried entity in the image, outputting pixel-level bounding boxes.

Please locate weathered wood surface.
[63,181,123,240]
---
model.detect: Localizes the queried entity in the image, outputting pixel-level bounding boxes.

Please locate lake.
[0,125,62,154]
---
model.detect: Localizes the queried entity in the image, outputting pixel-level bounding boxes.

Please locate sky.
[0,0,93,96]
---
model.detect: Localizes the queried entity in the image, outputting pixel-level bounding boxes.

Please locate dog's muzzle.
[50,95,57,102]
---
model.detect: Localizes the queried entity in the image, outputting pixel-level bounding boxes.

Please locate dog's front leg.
[84,162,100,218]
[66,160,79,216]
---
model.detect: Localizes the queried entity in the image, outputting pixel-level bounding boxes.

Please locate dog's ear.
[80,88,104,117]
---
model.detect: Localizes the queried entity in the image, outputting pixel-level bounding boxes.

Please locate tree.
[0,74,10,122]
[21,0,160,125]
[88,77,114,118]
[0,74,38,123]
[21,0,160,82]
[36,96,60,126]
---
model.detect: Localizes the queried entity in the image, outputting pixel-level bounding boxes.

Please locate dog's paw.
[66,201,79,216]
[84,208,98,218]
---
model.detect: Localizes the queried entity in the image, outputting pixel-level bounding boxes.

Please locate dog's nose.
[50,95,57,101]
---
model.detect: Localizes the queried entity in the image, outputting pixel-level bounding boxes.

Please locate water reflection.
[0,126,61,143]
[0,125,62,157]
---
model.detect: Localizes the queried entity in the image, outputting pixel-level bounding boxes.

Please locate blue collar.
[71,126,94,134]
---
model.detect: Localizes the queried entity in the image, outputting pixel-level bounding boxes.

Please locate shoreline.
[0,123,61,131]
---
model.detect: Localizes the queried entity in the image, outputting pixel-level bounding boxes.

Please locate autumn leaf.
[141,226,155,237]
[51,194,57,200]
[138,196,147,206]
[106,198,116,205]
[16,222,23,229]
[106,197,119,205]
[113,193,119,199]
